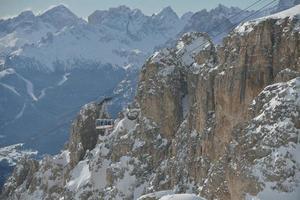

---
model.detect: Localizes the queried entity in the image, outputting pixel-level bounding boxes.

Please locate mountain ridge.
[2,4,299,200]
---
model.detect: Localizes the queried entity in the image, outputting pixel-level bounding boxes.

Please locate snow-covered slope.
[234,4,300,34]
[6,5,185,72]
[0,144,37,167]
[0,144,37,191]
[0,5,83,60]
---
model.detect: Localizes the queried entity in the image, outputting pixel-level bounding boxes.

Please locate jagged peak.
[39,4,78,21]
[215,3,228,10]
[108,5,132,13]
[88,5,145,25]
[40,5,74,17]
[150,32,212,67]
[211,4,242,15]
[155,6,179,19]
[41,5,72,14]
[192,9,209,18]
[18,10,35,19]
[38,4,80,29]
[181,11,194,21]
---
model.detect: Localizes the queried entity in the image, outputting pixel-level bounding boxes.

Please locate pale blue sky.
[0,0,276,19]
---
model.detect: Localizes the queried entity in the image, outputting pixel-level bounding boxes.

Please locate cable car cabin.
[95,119,114,130]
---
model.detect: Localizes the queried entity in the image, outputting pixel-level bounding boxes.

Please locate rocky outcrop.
[2,157,39,198]
[68,99,109,167]
[2,6,300,200]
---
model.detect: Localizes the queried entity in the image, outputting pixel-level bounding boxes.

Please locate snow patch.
[159,194,206,200]
[0,68,15,80]
[15,72,38,101]
[0,82,21,96]
[0,143,37,166]
[15,103,26,119]
[66,160,91,190]
[235,5,300,34]
[138,190,174,200]
[57,72,70,86]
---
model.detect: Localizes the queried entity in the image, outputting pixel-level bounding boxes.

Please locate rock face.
[68,99,109,168]
[2,6,300,200]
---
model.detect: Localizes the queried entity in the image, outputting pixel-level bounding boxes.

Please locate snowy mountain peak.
[181,11,194,21]
[109,5,132,13]
[213,4,239,13]
[215,3,228,10]
[17,10,35,20]
[88,5,144,27]
[40,4,74,16]
[39,5,81,29]
[156,6,179,19]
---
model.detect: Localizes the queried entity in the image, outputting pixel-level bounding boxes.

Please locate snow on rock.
[52,150,70,167]
[263,4,300,20]
[0,144,37,166]
[0,68,15,80]
[66,160,91,190]
[159,194,206,200]
[149,32,214,78]
[138,190,175,200]
[243,77,300,199]
[235,5,300,34]
[176,32,212,66]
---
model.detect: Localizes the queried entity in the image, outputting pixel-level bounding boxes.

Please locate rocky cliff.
[1,6,300,200]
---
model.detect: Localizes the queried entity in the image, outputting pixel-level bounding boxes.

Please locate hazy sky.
[0,0,276,19]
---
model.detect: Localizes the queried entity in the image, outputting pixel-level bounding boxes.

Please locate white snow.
[0,68,15,80]
[114,156,137,197]
[15,72,38,101]
[0,143,37,166]
[15,103,26,119]
[261,4,300,20]
[159,194,206,200]
[176,33,211,66]
[91,158,110,189]
[138,190,175,200]
[235,5,300,34]
[52,150,70,167]
[0,82,21,96]
[112,118,137,136]
[57,72,70,86]
[246,78,300,200]
[66,160,91,190]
